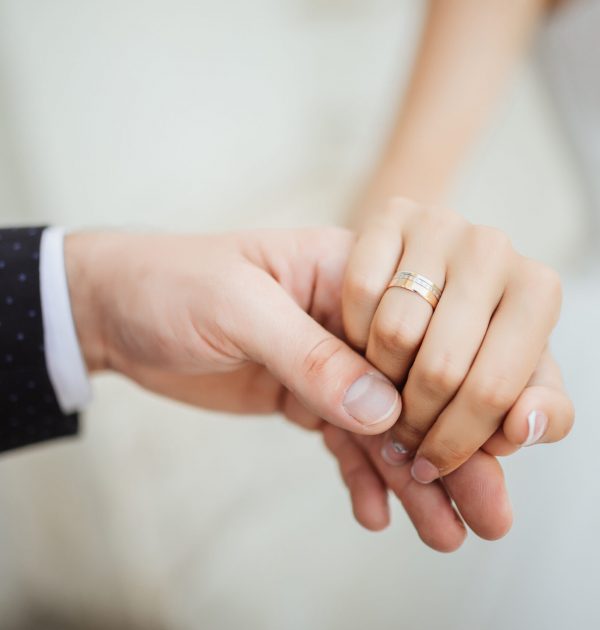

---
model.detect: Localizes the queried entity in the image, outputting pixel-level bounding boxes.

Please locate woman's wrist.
[350,132,457,228]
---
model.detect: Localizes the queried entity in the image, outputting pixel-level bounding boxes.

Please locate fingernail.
[380,433,410,466]
[343,373,399,426]
[411,456,439,484]
[523,410,548,447]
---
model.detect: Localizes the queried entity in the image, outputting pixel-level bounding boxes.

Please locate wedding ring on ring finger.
[365,267,445,384]
[387,271,443,309]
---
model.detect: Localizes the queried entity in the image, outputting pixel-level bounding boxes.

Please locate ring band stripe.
[387,271,443,309]
[392,272,443,298]
[399,276,442,299]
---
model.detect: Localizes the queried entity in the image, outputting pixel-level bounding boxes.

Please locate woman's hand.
[64,228,403,434]
[343,198,574,483]
[323,341,571,550]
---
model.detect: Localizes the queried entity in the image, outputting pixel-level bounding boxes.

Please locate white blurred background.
[0,1,598,629]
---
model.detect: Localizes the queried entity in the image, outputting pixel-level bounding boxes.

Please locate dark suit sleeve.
[0,227,78,453]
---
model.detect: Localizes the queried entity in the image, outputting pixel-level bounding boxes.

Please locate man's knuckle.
[301,336,343,381]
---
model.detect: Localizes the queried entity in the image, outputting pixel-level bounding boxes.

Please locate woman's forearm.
[353,0,550,225]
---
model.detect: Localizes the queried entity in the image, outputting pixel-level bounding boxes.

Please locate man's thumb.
[238,279,401,434]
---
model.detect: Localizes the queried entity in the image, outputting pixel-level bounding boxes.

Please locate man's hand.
[323,427,512,552]
[63,228,402,434]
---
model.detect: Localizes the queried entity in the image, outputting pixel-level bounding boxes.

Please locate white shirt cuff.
[40,227,92,414]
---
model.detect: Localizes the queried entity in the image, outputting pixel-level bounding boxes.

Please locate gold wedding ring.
[387,271,443,309]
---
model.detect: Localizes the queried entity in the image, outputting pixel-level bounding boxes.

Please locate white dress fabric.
[0,1,597,629]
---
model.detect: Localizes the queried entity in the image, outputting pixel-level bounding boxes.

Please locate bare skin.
[351,0,551,226]
[65,223,572,551]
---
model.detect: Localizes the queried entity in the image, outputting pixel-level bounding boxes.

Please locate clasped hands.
[66,198,573,552]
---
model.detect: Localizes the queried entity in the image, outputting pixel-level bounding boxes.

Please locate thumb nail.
[343,373,399,426]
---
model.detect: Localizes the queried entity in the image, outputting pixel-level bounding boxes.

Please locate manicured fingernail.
[380,433,410,466]
[343,373,399,426]
[411,456,439,484]
[523,410,548,447]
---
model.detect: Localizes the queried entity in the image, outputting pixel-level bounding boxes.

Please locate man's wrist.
[63,232,109,373]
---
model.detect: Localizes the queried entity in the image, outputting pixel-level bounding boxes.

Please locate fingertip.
[503,385,574,448]
[419,518,467,553]
[349,474,390,532]
[522,410,549,447]
[476,493,513,541]
[503,393,545,446]
[354,505,391,532]
[444,450,512,541]
[396,475,470,553]
[411,456,440,484]
[342,372,402,435]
